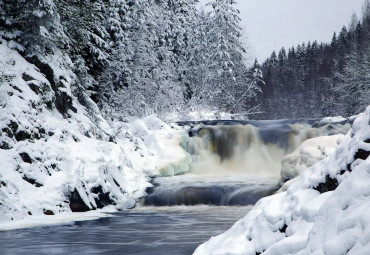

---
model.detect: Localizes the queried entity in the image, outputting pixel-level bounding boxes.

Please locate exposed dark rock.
[22,73,36,82]
[70,105,77,113]
[313,175,339,193]
[27,82,41,94]
[45,100,53,110]
[113,178,120,187]
[2,127,13,139]
[26,56,73,115]
[15,165,21,173]
[19,152,33,163]
[22,175,43,187]
[69,189,92,212]
[15,130,31,141]
[347,163,352,172]
[0,142,12,150]
[43,209,54,215]
[39,128,46,135]
[55,89,73,115]
[91,186,113,209]
[72,136,79,142]
[340,163,353,175]
[365,139,370,143]
[354,149,370,161]
[26,55,56,88]
[48,131,55,137]
[0,181,6,187]
[279,224,288,233]
[341,150,370,175]
[8,121,18,135]
[10,84,22,93]
[34,132,41,140]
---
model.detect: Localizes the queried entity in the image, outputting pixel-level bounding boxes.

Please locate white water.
[186,121,350,176]
[0,119,351,255]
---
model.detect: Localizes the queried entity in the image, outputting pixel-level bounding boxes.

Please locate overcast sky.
[198,0,365,62]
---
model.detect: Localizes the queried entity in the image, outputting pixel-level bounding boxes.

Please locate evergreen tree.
[205,0,247,111]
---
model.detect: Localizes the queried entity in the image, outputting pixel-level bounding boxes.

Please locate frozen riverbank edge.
[194,107,370,255]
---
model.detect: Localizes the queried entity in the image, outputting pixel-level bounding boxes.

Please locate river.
[0,174,279,255]
[0,119,350,254]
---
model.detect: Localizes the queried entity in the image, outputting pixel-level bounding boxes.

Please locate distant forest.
[255,0,370,119]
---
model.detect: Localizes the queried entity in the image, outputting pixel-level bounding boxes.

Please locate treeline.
[256,0,370,119]
[0,0,262,120]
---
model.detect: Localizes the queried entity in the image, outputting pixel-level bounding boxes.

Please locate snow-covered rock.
[194,106,370,255]
[280,134,349,183]
[0,41,190,226]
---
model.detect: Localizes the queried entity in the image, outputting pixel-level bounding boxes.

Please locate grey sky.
[199,0,365,61]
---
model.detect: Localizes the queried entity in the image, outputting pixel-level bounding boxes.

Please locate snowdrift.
[194,106,370,255]
[0,42,190,226]
[280,134,348,184]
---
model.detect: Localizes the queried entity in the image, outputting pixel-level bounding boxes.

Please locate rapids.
[144,118,350,208]
[183,119,350,175]
[0,118,351,255]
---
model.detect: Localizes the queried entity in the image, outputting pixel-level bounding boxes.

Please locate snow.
[319,116,347,125]
[280,133,349,184]
[194,105,370,255]
[164,110,249,122]
[0,207,117,232]
[0,41,190,228]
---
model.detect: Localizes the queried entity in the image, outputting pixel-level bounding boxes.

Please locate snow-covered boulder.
[280,134,349,183]
[194,106,370,255]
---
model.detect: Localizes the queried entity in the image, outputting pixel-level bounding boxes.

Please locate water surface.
[0,205,251,255]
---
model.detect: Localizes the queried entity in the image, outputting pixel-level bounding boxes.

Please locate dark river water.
[0,205,251,255]
[0,119,351,254]
[0,174,280,255]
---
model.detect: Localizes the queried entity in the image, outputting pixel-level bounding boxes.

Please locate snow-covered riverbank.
[194,107,370,255]
[2,41,367,255]
[0,42,190,227]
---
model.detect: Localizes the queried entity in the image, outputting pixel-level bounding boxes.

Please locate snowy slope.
[0,41,190,225]
[194,106,370,255]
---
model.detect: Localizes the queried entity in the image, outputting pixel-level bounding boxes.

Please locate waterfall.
[186,120,351,176]
[144,119,351,207]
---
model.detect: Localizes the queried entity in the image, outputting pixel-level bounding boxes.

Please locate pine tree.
[186,10,210,110]
[336,46,370,116]
[205,0,247,111]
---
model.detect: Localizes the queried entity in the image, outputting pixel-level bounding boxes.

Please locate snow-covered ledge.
[194,106,370,255]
